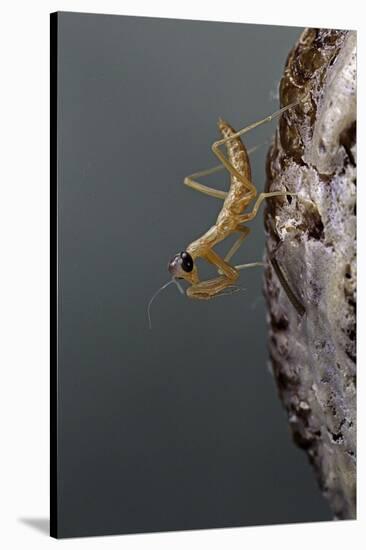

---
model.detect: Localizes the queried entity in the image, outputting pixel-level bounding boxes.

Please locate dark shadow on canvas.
[19,517,49,536]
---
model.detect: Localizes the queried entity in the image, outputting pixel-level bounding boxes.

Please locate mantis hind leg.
[211,101,300,196]
[239,191,297,223]
[184,102,301,206]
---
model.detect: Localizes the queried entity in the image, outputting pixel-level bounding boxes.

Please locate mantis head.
[147,250,197,329]
[168,250,198,285]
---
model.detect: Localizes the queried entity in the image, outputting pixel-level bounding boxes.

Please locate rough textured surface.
[264,29,356,519]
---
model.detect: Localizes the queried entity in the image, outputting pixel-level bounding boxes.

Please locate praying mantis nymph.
[148,100,306,327]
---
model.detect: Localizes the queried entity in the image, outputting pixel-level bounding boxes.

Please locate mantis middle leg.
[224,226,250,263]
[222,227,265,272]
[184,165,228,200]
[183,145,264,200]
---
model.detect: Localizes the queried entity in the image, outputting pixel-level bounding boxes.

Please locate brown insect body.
[217,118,254,214]
[167,102,301,300]
[188,120,252,255]
[181,121,254,297]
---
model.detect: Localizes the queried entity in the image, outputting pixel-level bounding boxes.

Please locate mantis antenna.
[147,277,185,329]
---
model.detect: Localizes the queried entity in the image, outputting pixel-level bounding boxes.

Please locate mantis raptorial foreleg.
[186,248,239,299]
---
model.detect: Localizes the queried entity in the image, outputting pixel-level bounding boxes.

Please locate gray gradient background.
[56,12,332,538]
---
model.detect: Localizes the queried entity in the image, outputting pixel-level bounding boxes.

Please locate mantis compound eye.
[180,251,194,272]
[168,250,194,277]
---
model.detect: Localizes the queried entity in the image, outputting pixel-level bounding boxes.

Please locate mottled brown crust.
[277,29,349,165]
[264,29,356,519]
